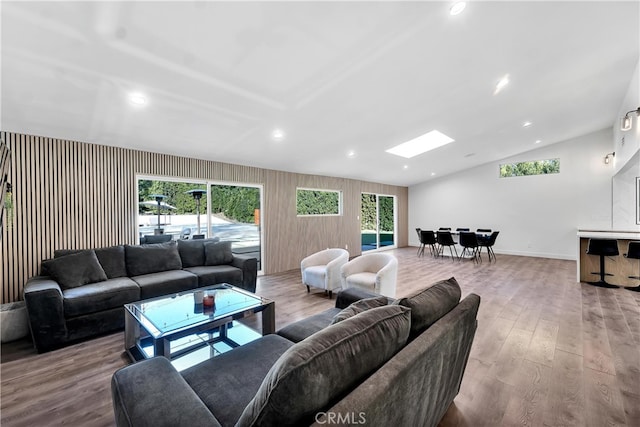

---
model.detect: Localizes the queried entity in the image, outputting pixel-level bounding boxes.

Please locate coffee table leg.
[154,338,170,359]
[262,301,275,335]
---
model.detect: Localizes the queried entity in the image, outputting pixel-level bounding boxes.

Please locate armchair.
[340,253,398,297]
[300,248,349,298]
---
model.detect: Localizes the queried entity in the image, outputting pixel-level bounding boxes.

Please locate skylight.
[386,130,455,158]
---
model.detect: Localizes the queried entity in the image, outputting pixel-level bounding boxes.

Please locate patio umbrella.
[140,195,176,232]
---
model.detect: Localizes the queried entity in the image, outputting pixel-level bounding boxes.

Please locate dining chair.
[416,228,424,256]
[436,230,458,260]
[458,231,481,263]
[420,230,438,257]
[478,231,499,262]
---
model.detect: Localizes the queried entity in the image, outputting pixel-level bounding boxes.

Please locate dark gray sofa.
[111,277,480,427]
[23,239,258,353]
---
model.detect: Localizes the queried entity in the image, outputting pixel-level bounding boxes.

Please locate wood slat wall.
[0,132,408,304]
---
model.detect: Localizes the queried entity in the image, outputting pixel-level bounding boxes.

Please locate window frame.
[295,187,343,217]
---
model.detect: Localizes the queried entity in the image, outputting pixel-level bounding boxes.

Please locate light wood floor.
[2,247,639,426]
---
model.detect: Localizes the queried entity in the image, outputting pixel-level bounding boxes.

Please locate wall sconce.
[604,152,615,164]
[621,107,640,131]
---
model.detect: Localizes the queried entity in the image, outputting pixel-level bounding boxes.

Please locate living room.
[2,1,640,426]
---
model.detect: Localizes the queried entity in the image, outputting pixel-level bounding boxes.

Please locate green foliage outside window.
[138,180,260,223]
[138,180,207,214]
[361,193,394,232]
[499,158,560,178]
[296,189,341,216]
[211,185,260,223]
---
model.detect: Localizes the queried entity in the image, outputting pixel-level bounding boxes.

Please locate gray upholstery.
[125,241,182,276]
[204,241,234,266]
[315,293,480,427]
[394,276,462,339]
[24,239,257,353]
[42,250,107,289]
[55,245,127,279]
[276,288,388,342]
[177,239,207,267]
[330,295,388,324]
[132,270,198,299]
[237,305,411,426]
[276,307,341,343]
[110,284,481,427]
[111,356,221,427]
[182,334,294,427]
[62,277,140,318]
[183,265,242,287]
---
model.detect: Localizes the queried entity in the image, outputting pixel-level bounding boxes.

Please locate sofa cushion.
[42,250,108,290]
[125,241,182,276]
[63,277,140,318]
[55,246,127,279]
[331,295,388,324]
[183,265,242,287]
[182,334,295,427]
[237,305,411,427]
[132,270,198,299]
[204,241,234,266]
[178,239,206,268]
[394,276,461,338]
[276,307,342,343]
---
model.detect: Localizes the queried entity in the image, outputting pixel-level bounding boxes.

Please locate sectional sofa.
[23,239,257,353]
[111,277,480,427]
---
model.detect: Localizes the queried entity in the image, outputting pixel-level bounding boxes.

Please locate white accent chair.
[340,253,398,298]
[300,248,349,298]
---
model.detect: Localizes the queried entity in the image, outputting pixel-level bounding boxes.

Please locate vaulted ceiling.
[2,1,638,186]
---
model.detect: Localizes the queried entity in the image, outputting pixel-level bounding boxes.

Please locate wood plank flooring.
[2,248,639,426]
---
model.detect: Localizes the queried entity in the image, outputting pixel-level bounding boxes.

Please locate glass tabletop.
[124,284,267,338]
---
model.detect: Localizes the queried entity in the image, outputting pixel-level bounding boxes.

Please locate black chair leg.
[306,285,310,293]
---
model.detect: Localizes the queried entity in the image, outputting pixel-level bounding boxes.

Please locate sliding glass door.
[361,193,396,252]
[209,183,263,271]
[137,176,263,273]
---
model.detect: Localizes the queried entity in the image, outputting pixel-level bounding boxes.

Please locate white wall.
[409,128,613,260]
[612,58,640,230]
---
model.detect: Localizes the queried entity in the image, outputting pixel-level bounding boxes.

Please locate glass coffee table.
[124,284,275,370]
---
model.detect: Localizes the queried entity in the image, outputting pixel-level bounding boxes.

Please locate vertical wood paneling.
[0,131,407,303]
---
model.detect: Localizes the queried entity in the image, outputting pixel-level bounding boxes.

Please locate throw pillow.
[330,295,389,324]
[394,276,461,338]
[42,250,108,290]
[177,239,207,267]
[236,305,411,427]
[125,241,182,277]
[54,246,127,279]
[204,241,234,266]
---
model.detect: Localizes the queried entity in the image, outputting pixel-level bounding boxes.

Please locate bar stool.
[586,238,619,288]
[624,241,640,292]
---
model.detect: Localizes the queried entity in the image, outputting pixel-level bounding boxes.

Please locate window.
[296,188,342,216]
[499,158,560,178]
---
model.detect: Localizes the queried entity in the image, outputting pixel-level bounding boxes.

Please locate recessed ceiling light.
[271,128,285,141]
[403,165,409,170]
[494,74,510,95]
[386,130,454,159]
[431,172,436,176]
[450,1,466,16]
[129,93,146,106]
[523,121,532,128]
[347,150,357,158]
[535,140,541,144]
